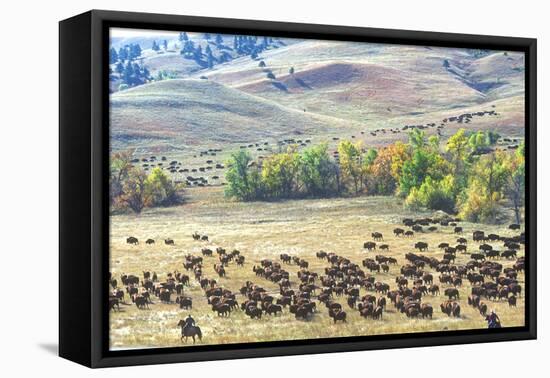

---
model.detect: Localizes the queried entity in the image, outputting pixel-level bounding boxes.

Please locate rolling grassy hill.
[110,78,359,151]
[110,36,525,152]
[197,41,524,122]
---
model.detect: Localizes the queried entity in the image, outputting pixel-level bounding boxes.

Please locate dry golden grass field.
[109,187,525,350]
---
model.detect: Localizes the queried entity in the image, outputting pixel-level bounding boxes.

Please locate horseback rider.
[183,314,195,331]
[486,310,501,328]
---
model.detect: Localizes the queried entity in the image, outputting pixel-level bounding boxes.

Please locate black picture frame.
[59,9,537,368]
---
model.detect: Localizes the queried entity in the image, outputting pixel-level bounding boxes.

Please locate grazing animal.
[126,237,139,245]
[421,304,433,319]
[444,288,459,300]
[371,232,383,241]
[363,242,376,251]
[479,302,488,316]
[394,228,405,237]
[414,242,428,251]
[145,239,155,245]
[109,297,120,311]
[177,296,193,310]
[329,308,347,323]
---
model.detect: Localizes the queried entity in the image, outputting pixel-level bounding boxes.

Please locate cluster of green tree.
[224,144,339,201]
[151,40,169,51]
[110,44,142,64]
[178,32,278,69]
[112,61,151,89]
[155,69,179,81]
[109,43,151,90]
[224,129,525,224]
[110,152,184,214]
[234,35,274,59]
[467,48,492,58]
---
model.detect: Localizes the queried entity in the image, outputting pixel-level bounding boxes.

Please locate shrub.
[145,167,182,207]
[405,175,456,213]
[225,151,263,201]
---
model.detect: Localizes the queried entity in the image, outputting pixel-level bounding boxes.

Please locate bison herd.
[112,214,525,342]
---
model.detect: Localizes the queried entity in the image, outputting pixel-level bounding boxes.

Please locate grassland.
[109,36,526,350]
[109,188,525,350]
[110,39,525,154]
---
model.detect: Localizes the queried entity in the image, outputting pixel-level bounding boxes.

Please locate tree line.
[110,152,183,214]
[179,32,278,69]
[224,129,525,224]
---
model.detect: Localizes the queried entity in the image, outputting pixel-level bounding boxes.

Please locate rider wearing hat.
[487,310,501,328]
[183,314,196,330]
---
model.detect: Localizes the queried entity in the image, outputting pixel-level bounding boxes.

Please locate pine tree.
[163,40,168,50]
[152,41,160,51]
[142,67,150,81]
[129,44,141,60]
[204,33,211,41]
[215,34,223,45]
[289,67,295,75]
[118,46,128,61]
[123,61,134,85]
[109,47,118,64]
[194,45,203,61]
[115,62,124,74]
[206,48,214,68]
[179,32,188,41]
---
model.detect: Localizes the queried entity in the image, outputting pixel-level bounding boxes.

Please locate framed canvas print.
[59,10,536,368]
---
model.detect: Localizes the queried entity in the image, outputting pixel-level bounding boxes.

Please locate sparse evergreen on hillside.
[180,40,195,58]
[206,45,214,68]
[109,47,118,64]
[130,44,141,59]
[194,45,203,62]
[109,43,148,89]
[115,62,124,74]
[118,46,128,61]
[110,33,282,91]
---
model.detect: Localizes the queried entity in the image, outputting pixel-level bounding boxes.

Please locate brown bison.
[126,236,139,245]
[444,288,459,300]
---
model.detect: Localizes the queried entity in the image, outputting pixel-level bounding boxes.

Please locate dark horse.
[177,320,202,343]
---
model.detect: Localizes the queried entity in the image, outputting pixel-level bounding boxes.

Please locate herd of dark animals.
[110,216,525,343]
[127,106,521,188]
